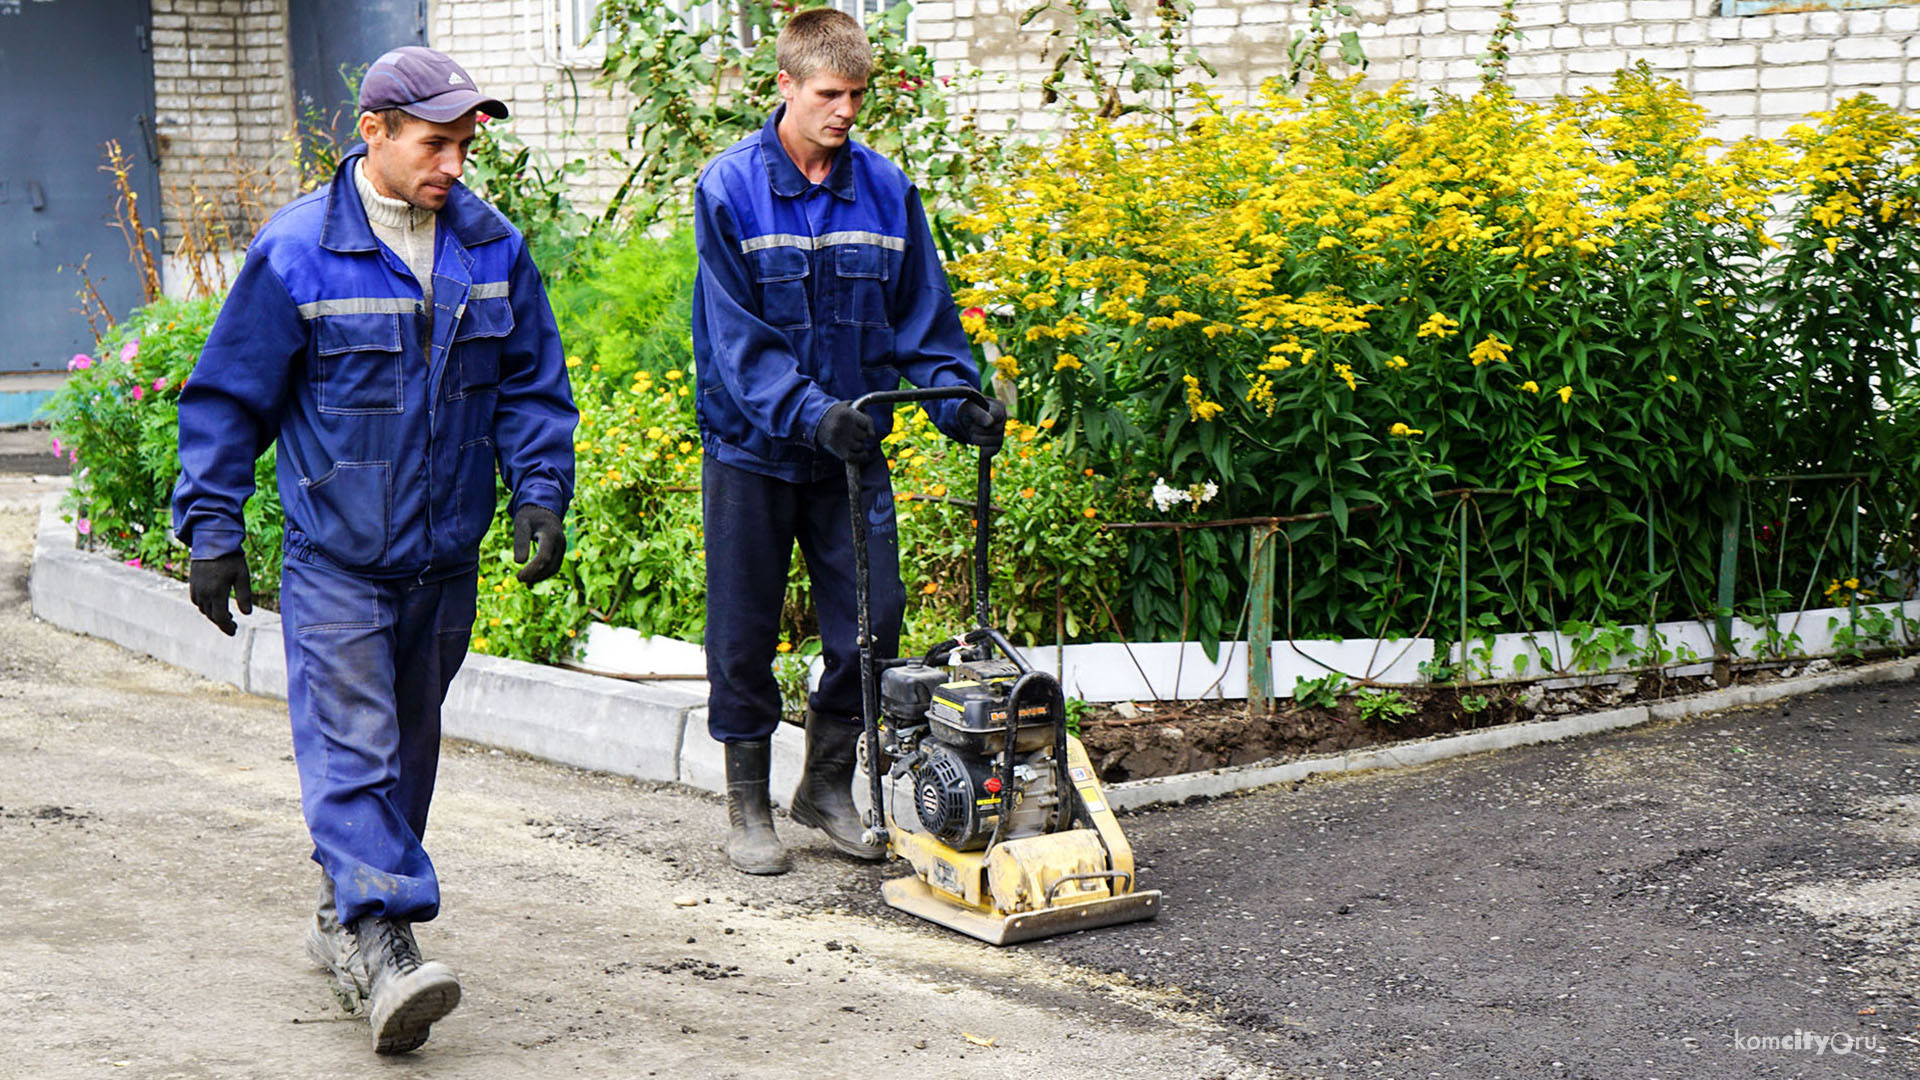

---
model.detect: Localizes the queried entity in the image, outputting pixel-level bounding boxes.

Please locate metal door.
[0,0,160,373]
[288,0,427,148]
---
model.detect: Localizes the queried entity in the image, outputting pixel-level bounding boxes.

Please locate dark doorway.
[288,0,428,147]
[0,1,161,374]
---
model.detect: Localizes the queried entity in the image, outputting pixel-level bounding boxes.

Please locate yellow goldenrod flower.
[1468,334,1513,366]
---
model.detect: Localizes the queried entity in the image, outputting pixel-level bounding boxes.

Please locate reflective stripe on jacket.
[172,150,576,577]
[692,107,979,482]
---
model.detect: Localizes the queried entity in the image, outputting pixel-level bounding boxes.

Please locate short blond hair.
[776,9,872,86]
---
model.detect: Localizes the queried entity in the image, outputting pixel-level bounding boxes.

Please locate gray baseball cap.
[358,46,508,123]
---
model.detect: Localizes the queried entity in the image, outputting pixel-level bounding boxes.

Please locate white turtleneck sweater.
[354,161,437,312]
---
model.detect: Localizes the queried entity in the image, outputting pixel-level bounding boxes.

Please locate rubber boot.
[724,739,791,875]
[349,916,462,1055]
[305,869,367,1013]
[790,712,885,861]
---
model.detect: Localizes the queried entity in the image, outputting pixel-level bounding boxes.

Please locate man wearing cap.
[172,47,575,1054]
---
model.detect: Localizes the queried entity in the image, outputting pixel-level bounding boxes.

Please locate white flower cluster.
[1150,477,1219,513]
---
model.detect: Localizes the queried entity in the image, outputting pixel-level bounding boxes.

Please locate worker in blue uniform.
[693,9,1007,875]
[171,47,576,1054]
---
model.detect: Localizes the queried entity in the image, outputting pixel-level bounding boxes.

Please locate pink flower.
[50,437,63,459]
[120,340,140,362]
[68,354,92,371]
[131,385,146,402]
[152,377,166,391]
[124,558,142,569]
[75,518,91,536]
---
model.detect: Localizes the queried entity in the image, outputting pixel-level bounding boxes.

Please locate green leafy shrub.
[44,297,283,605]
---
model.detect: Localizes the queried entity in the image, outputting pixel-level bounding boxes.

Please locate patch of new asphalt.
[830,685,1920,1078]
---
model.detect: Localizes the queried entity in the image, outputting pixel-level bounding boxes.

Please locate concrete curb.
[24,492,805,800]
[26,492,1918,813]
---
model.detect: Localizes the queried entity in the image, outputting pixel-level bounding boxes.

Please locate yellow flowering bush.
[954,69,1920,645]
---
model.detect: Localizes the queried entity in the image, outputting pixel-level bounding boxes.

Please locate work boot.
[304,870,367,1013]
[724,738,791,875]
[790,711,885,861]
[348,916,462,1055]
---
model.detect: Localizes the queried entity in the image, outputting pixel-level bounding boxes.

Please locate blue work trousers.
[280,553,477,926]
[703,455,902,742]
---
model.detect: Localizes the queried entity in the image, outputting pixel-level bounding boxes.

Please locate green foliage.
[464,118,595,277]
[593,0,1008,229]
[1457,691,1493,714]
[1562,620,1640,673]
[43,298,283,606]
[474,230,1127,662]
[1356,688,1416,724]
[1019,0,1214,122]
[1063,695,1089,737]
[1292,672,1346,710]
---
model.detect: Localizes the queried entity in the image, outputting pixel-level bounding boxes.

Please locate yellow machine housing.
[881,736,1162,945]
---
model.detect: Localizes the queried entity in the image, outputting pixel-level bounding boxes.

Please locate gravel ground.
[0,477,1269,1080]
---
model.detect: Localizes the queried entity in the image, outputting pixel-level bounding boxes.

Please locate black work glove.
[514,504,566,584]
[189,552,252,637]
[956,397,1009,451]
[815,401,876,465]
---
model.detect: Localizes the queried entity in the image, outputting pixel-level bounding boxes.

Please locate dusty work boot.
[348,916,462,1055]
[790,711,885,861]
[304,870,367,1013]
[724,739,791,875]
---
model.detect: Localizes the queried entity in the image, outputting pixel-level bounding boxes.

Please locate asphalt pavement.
[999,683,1920,1078]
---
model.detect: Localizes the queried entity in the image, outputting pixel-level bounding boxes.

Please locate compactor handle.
[844,384,1002,848]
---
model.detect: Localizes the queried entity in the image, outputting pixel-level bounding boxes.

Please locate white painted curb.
[24,492,802,800]
[27,493,1918,813]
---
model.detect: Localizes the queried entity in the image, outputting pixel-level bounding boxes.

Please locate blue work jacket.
[172,150,576,578]
[692,107,979,482]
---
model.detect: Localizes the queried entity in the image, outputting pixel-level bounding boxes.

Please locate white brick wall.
[425,0,1920,220]
[152,0,296,251]
[430,0,640,217]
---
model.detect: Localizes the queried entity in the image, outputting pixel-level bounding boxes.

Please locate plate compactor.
[842,387,1162,945]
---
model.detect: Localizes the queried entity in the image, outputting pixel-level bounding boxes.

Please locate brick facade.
[150,0,296,278]
[917,0,1920,143]
[428,0,1920,223]
[429,0,640,216]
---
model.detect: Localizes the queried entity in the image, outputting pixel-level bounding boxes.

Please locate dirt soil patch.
[1080,675,1722,783]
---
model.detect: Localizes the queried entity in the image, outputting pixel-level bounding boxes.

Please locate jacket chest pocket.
[751,247,811,331]
[451,293,514,397]
[313,313,406,415]
[832,245,891,329]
